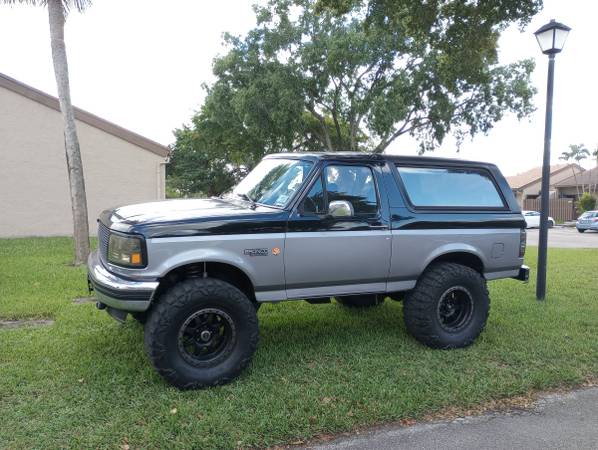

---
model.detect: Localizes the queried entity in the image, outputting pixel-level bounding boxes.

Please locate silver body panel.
[284,230,391,299]
[89,226,523,310]
[389,228,523,285]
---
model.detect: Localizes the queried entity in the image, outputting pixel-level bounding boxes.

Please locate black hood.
[99,198,289,238]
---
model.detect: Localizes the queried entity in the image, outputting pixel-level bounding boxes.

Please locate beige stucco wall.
[0,86,167,237]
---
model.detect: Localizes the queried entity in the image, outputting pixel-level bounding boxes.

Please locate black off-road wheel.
[336,294,384,308]
[144,278,259,389]
[403,263,489,349]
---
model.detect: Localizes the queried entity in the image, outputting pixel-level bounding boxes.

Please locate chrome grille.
[98,222,110,262]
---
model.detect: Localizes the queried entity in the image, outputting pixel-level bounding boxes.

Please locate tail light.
[519,228,527,258]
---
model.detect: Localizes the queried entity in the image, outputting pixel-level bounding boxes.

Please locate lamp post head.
[534,19,571,55]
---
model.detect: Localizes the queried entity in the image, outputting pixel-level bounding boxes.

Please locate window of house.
[397,166,504,209]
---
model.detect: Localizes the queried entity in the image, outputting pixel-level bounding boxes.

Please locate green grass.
[0,238,597,449]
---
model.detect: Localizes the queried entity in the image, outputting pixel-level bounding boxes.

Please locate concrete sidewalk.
[302,387,598,450]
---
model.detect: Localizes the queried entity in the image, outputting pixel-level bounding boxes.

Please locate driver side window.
[301,165,378,217]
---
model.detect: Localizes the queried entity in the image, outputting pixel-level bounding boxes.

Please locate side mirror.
[328,200,354,218]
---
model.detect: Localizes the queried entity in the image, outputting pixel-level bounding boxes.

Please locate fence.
[522,198,577,222]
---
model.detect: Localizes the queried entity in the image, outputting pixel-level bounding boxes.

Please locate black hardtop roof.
[265,152,499,170]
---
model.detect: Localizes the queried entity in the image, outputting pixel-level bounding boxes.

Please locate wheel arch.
[422,247,486,275]
[154,260,256,304]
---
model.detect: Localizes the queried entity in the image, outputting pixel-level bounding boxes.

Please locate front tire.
[403,263,489,349]
[336,294,384,308]
[578,228,585,233]
[144,278,259,389]
[130,311,148,324]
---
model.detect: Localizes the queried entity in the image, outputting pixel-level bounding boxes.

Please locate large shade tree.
[169,0,540,197]
[3,0,91,264]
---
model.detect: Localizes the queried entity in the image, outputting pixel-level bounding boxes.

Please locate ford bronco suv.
[88,153,529,389]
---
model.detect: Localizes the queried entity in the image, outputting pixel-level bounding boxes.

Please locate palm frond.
[63,0,92,13]
[0,0,91,12]
[0,0,46,5]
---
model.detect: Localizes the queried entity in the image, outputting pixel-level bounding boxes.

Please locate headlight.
[108,233,146,268]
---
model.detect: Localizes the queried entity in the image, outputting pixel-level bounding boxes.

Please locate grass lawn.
[1,238,597,449]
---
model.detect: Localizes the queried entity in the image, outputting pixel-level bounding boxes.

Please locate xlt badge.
[244,248,269,257]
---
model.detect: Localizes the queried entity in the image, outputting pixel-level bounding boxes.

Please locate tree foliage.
[169,0,539,196]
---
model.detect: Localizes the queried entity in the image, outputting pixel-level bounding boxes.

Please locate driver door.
[284,163,392,299]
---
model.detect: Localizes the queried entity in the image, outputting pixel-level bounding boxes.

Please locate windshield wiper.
[236,192,257,209]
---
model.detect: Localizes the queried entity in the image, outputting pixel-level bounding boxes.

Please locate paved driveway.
[526,227,598,248]
[303,387,598,450]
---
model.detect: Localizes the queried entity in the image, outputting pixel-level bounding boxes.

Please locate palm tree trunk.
[48,0,90,265]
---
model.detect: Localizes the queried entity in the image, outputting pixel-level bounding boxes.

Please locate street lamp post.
[534,19,571,300]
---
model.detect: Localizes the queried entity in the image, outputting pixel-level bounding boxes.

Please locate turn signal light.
[131,253,142,265]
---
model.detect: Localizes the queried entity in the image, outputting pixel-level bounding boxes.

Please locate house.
[0,72,169,237]
[505,163,584,206]
[555,166,598,199]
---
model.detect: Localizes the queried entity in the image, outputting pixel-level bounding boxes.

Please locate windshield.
[580,211,597,218]
[231,158,313,208]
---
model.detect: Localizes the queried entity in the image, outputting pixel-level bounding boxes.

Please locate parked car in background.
[576,210,598,233]
[522,210,555,229]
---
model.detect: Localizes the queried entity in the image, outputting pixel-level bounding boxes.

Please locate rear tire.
[336,294,384,308]
[403,263,489,349]
[144,278,259,389]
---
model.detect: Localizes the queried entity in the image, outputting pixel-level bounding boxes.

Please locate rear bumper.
[87,250,157,312]
[512,265,530,283]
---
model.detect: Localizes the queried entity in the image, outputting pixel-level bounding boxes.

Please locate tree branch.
[330,79,343,145]
[308,105,334,152]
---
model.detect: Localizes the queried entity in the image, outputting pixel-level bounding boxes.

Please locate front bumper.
[87,250,158,312]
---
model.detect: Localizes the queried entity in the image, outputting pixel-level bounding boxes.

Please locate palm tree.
[559,144,590,198]
[591,145,598,194]
[2,0,91,264]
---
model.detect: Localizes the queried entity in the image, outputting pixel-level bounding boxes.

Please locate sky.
[1,0,596,176]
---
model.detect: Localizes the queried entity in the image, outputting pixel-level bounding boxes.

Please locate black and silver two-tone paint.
[87,152,529,317]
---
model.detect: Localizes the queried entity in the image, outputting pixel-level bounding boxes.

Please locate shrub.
[578,192,597,213]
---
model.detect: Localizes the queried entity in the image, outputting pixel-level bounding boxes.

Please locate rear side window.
[396,166,505,209]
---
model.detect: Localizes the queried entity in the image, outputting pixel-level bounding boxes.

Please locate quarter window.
[397,166,504,209]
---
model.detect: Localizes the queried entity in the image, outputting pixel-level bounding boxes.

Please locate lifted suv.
[88,153,529,389]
